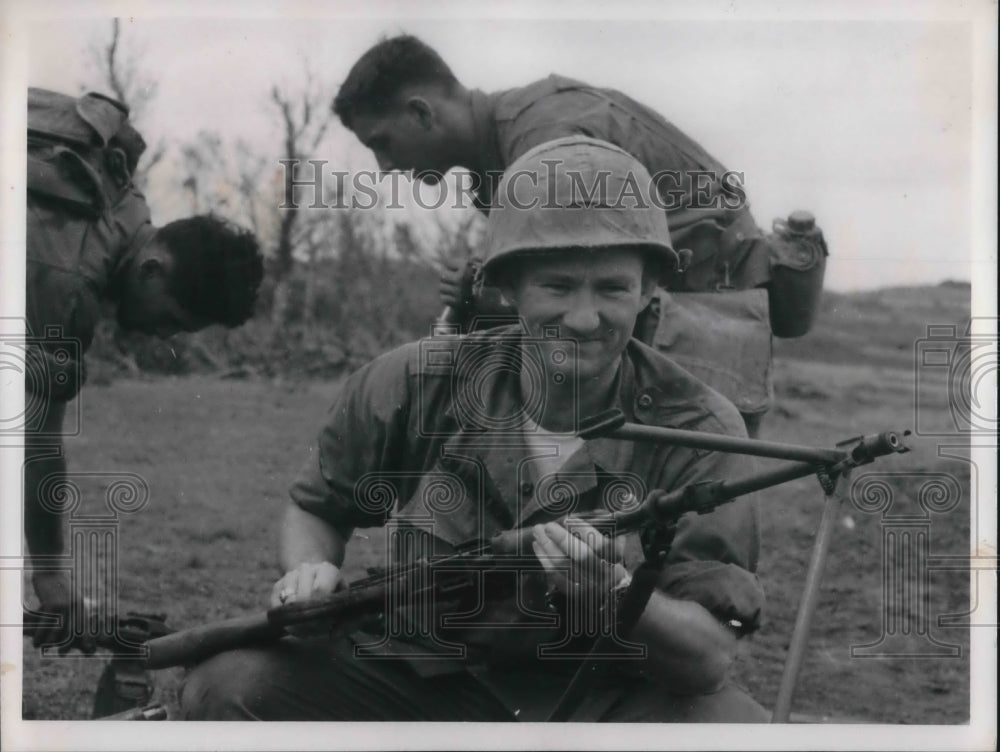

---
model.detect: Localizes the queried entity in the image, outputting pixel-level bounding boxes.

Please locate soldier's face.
[351,105,451,184]
[502,249,654,383]
[116,252,208,338]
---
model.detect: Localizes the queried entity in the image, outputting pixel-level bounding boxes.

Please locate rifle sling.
[546,563,660,722]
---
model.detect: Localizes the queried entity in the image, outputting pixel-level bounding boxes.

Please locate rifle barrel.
[601,422,845,464]
[639,460,821,523]
[490,459,824,555]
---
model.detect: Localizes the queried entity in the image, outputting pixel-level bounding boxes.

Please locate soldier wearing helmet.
[334,34,829,438]
[180,137,767,723]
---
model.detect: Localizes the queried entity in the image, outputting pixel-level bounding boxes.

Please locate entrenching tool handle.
[143,614,282,670]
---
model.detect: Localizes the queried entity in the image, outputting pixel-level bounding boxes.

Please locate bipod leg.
[771,468,852,723]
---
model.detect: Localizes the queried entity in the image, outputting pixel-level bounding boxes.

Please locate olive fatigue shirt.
[26,87,153,402]
[468,74,772,292]
[290,326,764,686]
[25,190,154,402]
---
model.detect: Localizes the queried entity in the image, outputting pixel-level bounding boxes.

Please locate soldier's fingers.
[544,521,596,565]
[612,533,626,563]
[531,540,555,573]
[532,525,570,566]
[295,564,319,601]
[311,563,340,597]
[271,572,298,608]
[532,541,569,593]
[566,519,618,562]
[611,562,629,585]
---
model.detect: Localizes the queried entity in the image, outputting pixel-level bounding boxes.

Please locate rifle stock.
[144,567,474,669]
[144,614,281,670]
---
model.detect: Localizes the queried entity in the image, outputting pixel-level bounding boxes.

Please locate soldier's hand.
[531,519,629,609]
[270,561,343,609]
[30,571,98,655]
[439,261,476,311]
[270,562,346,638]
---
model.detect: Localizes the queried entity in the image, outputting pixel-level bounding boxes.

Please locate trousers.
[180,636,770,722]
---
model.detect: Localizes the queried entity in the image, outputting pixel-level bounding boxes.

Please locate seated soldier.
[24,87,264,651]
[180,137,766,723]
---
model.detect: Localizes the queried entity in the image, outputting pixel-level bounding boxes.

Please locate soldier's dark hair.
[156,216,264,327]
[333,35,459,130]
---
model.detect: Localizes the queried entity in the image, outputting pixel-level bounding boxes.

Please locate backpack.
[27,87,146,217]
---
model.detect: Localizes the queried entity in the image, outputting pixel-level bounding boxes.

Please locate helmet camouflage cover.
[482,136,680,286]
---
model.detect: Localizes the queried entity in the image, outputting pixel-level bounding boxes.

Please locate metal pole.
[771,469,852,722]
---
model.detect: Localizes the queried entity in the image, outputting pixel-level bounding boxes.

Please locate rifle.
[141,407,910,696]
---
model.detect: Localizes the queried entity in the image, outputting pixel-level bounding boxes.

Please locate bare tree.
[82,18,166,189]
[178,131,229,214]
[269,66,335,329]
[234,139,271,238]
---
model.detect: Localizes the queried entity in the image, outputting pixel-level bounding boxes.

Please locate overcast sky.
[7,1,998,293]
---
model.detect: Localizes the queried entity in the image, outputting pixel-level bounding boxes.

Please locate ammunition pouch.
[663,208,770,293]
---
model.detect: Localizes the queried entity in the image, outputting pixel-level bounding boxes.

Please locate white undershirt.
[522,416,586,483]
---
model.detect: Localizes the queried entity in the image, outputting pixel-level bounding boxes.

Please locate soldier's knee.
[603,682,770,723]
[180,649,280,720]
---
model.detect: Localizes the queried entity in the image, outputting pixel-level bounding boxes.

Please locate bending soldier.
[334,35,829,437]
[24,88,264,651]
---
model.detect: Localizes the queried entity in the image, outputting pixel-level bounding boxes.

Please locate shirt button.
[637,394,654,409]
[520,482,534,497]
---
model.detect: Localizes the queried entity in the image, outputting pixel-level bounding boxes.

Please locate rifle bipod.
[544,409,911,722]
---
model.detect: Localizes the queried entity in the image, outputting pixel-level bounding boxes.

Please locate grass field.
[21,288,975,723]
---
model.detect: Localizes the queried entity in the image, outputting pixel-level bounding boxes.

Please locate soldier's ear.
[406,97,435,130]
[640,275,657,307]
[137,257,165,281]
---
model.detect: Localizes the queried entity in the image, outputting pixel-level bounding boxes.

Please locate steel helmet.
[481,136,680,286]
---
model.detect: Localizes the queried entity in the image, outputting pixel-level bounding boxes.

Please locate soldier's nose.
[562,305,602,336]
